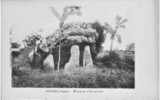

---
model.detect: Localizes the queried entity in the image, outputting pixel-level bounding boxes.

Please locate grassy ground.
[12,48,134,88]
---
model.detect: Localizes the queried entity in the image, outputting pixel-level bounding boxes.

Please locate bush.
[96,51,135,71]
[11,42,20,48]
[98,51,121,68]
[122,55,135,71]
[12,66,134,88]
[12,47,134,88]
[124,55,134,66]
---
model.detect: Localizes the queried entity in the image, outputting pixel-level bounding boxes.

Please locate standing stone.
[83,45,93,67]
[65,45,80,72]
[28,50,34,62]
[43,54,54,71]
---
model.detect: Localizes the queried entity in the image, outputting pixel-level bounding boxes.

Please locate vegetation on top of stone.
[47,22,99,48]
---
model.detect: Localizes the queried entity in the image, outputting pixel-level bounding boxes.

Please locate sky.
[2,0,138,50]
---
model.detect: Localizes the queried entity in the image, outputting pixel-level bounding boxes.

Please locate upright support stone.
[28,50,34,62]
[43,54,55,72]
[64,45,80,72]
[83,45,93,67]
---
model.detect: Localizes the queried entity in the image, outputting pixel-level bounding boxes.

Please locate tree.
[104,15,127,52]
[50,6,81,72]
[126,43,135,52]
[23,33,42,47]
[91,21,105,53]
[11,42,20,48]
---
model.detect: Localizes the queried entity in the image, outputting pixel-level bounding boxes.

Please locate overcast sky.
[2,0,139,50]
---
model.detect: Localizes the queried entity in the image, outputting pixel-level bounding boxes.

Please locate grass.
[12,67,134,88]
[12,48,134,88]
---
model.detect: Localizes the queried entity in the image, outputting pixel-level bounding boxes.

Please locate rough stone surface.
[65,45,80,72]
[83,45,93,67]
[28,50,34,62]
[43,54,54,71]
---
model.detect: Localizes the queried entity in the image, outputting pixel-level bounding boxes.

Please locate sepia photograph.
[2,0,160,99]
[7,0,136,88]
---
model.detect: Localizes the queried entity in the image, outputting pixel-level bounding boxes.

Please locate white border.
[1,0,159,100]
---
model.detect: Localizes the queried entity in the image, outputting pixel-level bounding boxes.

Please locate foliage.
[11,42,21,48]
[12,66,134,88]
[47,22,98,48]
[98,51,121,68]
[96,50,134,71]
[126,43,135,52]
[103,15,127,51]
[23,33,42,47]
[91,21,105,53]
[11,8,132,88]
[50,6,82,72]
[12,47,134,88]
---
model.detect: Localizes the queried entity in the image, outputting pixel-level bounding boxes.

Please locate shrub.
[11,42,20,48]
[98,51,121,68]
[124,55,134,66]
[123,55,135,71]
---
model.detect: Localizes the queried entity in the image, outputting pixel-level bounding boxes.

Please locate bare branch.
[49,7,62,21]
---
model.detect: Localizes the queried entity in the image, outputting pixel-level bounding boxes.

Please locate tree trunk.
[57,22,63,72]
[57,43,61,72]
[110,39,114,52]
